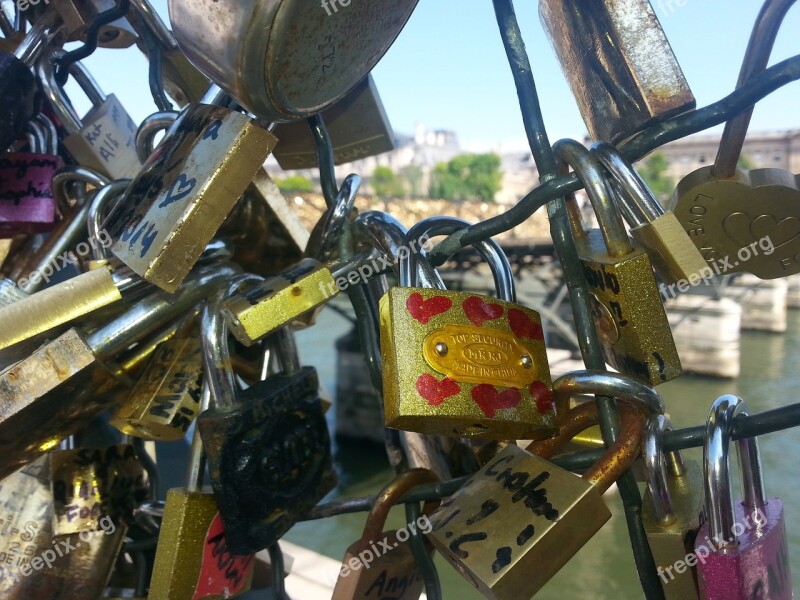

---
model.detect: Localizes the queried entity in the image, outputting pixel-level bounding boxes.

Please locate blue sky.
[72,1,800,153]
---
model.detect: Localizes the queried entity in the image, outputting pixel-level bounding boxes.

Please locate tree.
[276,175,314,193]
[399,164,424,197]
[371,166,405,198]
[638,152,673,201]
[738,154,756,170]
[429,153,502,202]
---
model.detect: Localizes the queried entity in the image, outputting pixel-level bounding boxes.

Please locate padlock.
[557,138,681,385]
[0,119,64,236]
[47,0,139,48]
[149,380,255,599]
[642,415,704,600]
[108,100,278,292]
[272,75,395,169]
[38,49,141,179]
[668,0,800,279]
[592,141,708,285]
[0,263,236,480]
[381,216,556,440]
[428,401,645,600]
[197,279,336,554]
[694,395,792,600]
[110,315,204,441]
[539,0,695,143]
[168,0,419,121]
[49,443,149,535]
[331,469,437,600]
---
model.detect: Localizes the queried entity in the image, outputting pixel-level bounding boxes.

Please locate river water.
[285,284,800,599]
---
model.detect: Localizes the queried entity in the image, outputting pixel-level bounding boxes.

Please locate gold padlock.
[429,401,645,600]
[332,469,438,600]
[556,139,681,385]
[380,217,557,440]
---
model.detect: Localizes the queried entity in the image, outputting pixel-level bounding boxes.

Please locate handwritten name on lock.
[192,513,254,600]
[0,155,63,205]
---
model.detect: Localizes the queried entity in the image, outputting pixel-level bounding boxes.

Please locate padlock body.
[197,366,336,554]
[578,231,681,384]
[0,152,62,236]
[428,444,610,600]
[695,498,791,600]
[669,166,800,279]
[380,287,557,440]
[332,531,425,600]
[643,459,704,599]
[111,334,204,440]
[150,489,254,599]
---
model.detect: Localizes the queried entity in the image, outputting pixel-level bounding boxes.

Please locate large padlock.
[643,415,704,600]
[197,279,336,554]
[428,401,645,600]
[539,0,695,143]
[149,381,255,599]
[0,118,63,236]
[694,395,792,600]
[381,215,557,440]
[557,138,681,385]
[332,469,437,600]
[108,100,278,292]
[168,0,419,121]
[39,49,141,179]
[668,0,800,279]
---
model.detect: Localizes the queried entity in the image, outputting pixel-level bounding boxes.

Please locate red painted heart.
[471,384,521,417]
[416,374,461,406]
[462,296,504,326]
[406,292,452,325]
[509,308,543,340]
[529,381,555,415]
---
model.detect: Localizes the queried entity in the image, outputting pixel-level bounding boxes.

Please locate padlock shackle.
[554,139,633,259]
[23,120,47,154]
[551,370,665,419]
[360,469,438,551]
[14,10,63,66]
[704,394,767,547]
[186,380,212,491]
[34,114,59,156]
[712,0,797,178]
[592,142,665,226]
[52,166,111,214]
[129,0,178,50]
[306,174,361,261]
[135,110,179,162]
[401,216,516,303]
[643,415,687,527]
[87,179,131,260]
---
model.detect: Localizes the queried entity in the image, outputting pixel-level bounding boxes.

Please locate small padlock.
[47,0,139,48]
[642,415,704,600]
[0,118,64,236]
[668,0,800,279]
[694,395,792,600]
[49,443,150,535]
[428,401,645,600]
[39,49,141,179]
[108,100,278,292]
[557,138,681,385]
[149,380,255,599]
[197,279,336,554]
[332,469,437,600]
[381,216,557,440]
[592,141,708,285]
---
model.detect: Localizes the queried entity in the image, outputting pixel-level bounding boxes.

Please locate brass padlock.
[332,469,438,600]
[48,0,139,48]
[428,401,645,600]
[149,381,255,599]
[380,216,557,440]
[39,50,142,179]
[643,415,704,600]
[556,138,681,385]
[108,102,277,292]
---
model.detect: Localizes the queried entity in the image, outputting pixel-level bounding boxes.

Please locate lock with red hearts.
[379,217,557,440]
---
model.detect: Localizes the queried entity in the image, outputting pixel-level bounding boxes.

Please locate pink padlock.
[695,395,792,600]
[0,119,63,237]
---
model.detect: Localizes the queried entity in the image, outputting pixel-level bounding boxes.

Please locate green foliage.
[738,154,756,171]
[638,152,674,201]
[429,153,502,202]
[276,175,314,193]
[371,166,406,198]
[398,164,424,197]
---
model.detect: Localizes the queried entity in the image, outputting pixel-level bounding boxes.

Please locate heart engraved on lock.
[415,374,461,406]
[463,296,504,326]
[406,292,452,324]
